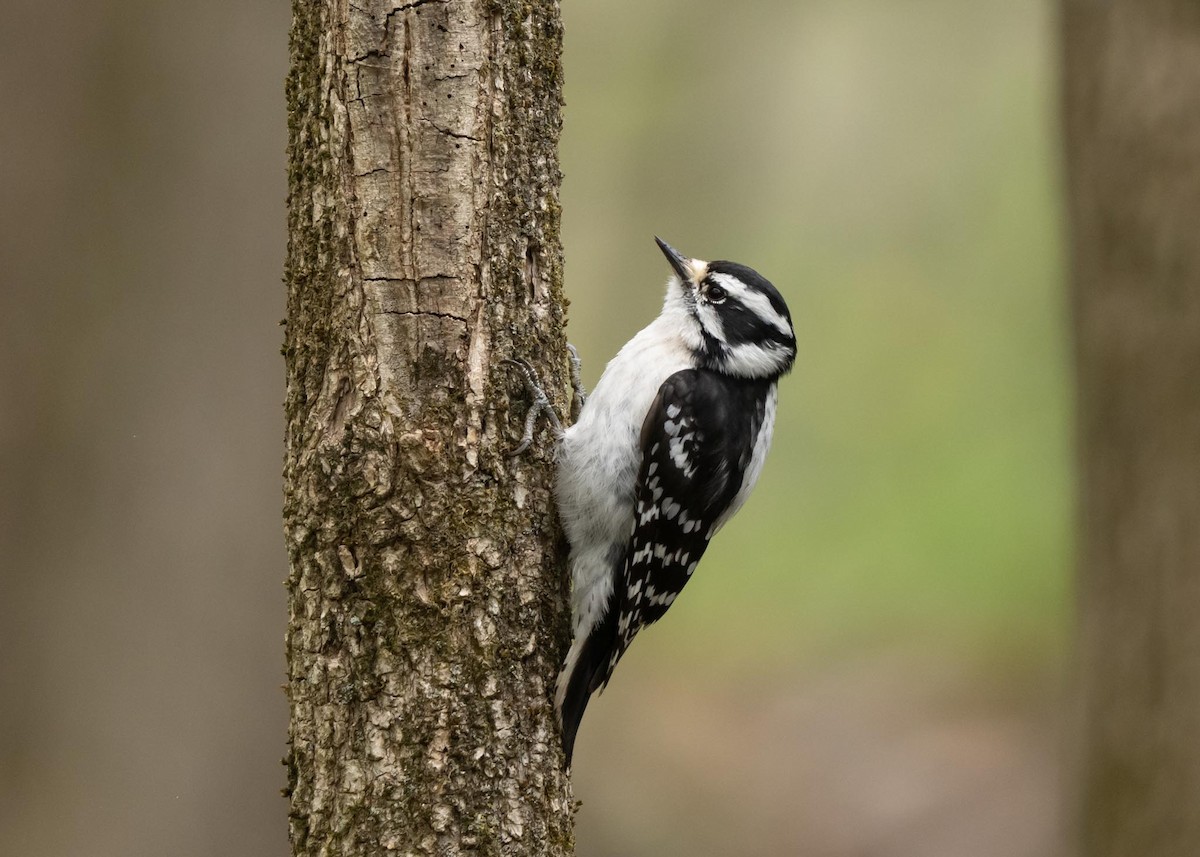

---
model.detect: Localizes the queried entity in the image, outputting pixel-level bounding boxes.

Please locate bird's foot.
[567,343,587,422]
[504,358,564,456]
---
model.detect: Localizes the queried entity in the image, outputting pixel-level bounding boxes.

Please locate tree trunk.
[282,1,573,854]
[1062,2,1200,855]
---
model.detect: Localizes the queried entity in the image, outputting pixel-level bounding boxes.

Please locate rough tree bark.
[1062,2,1200,855]
[282,0,574,854]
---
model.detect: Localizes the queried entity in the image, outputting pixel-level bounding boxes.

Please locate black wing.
[556,369,772,765]
[604,369,771,680]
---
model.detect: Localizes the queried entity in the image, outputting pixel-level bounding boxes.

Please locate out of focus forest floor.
[573,650,1063,857]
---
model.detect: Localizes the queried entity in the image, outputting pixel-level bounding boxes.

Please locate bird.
[550,237,797,766]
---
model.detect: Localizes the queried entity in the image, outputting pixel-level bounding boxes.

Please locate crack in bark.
[380,308,468,324]
[351,0,449,68]
[422,118,481,141]
[385,0,449,28]
[363,274,460,284]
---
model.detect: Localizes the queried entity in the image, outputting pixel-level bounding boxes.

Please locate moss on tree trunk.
[282,0,574,853]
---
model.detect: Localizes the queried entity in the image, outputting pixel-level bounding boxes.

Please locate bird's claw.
[504,358,563,456]
[567,343,587,421]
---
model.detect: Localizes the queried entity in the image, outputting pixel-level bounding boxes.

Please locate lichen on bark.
[282,0,573,853]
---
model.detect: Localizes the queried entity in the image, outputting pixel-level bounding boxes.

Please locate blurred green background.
[562,2,1070,853]
[0,0,1071,855]
[563,0,1069,665]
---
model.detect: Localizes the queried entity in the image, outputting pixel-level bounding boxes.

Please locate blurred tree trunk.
[282,1,573,854]
[1062,2,1200,856]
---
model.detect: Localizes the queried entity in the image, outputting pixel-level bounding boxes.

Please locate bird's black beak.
[655,237,693,283]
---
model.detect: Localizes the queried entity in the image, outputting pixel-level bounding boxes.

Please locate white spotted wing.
[606,369,774,675]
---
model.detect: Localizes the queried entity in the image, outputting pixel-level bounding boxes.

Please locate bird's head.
[656,237,796,379]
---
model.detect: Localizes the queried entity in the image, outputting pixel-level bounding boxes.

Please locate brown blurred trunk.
[282,1,573,854]
[1062,2,1200,855]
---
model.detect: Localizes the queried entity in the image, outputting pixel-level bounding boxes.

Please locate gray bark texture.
[282,0,574,854]
[1062,2,1200,855]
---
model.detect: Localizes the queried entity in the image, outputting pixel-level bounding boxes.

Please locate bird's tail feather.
[555,606,617,768]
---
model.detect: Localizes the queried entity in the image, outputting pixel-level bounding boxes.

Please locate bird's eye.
[706,284,727,304]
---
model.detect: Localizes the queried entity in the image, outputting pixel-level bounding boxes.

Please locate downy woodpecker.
[553,238,796,765]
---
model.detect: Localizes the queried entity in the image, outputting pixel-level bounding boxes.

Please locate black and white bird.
[553,238,796,765]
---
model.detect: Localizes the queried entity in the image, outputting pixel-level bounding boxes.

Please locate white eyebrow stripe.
[708,272,793,337]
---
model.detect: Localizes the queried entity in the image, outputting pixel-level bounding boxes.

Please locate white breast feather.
[555,312,695,639]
